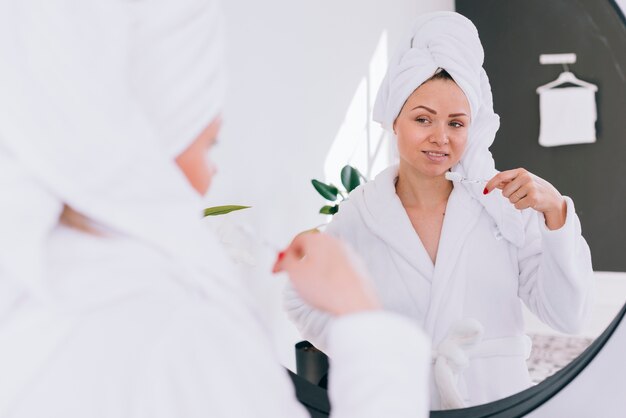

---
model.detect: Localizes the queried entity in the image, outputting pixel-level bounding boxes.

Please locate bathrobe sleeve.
[132,302,429,418]
[517,196,595,333]
[283,207,356,352]
[284,282,333,351]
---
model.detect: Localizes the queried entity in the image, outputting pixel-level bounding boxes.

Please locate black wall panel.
[457,0,626,271]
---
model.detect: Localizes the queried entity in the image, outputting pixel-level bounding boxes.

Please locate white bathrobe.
[0,1,431,416]
[285,165,594,410]
[0,222,430,418]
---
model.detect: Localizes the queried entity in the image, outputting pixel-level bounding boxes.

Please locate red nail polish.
[483,187,489,195]
[277,251,285,261]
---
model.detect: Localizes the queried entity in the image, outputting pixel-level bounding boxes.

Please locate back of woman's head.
[0,0,232,316]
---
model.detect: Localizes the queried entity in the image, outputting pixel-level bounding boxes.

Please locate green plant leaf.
[203,205,251,217]
[341,165,362,193]
[311,179,339,201]
[319,205,339,215]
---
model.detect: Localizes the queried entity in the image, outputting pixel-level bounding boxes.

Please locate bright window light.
[324,30,395,186]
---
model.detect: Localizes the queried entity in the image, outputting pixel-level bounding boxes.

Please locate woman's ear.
[392,119,397,135]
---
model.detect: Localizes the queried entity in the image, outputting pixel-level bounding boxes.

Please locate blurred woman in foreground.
[0,1,429,417]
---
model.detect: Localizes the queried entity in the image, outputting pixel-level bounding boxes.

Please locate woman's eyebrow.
[449,112,468,117]
[411,105,437,114]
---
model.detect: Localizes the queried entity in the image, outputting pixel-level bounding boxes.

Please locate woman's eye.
[449,121,464,128]
[416,117,430,124]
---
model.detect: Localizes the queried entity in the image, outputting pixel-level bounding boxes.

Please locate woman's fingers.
[484,169,520,194]
[514,198,532,210]
[501,170,532,199]
[513,189,537,210]
[272,232,380,315]
[501,179,524,201]
[272,234,308,274]
[507,183,530,204]
[484,168,537,210]
[272,248,299,274]
[485,168,566,228]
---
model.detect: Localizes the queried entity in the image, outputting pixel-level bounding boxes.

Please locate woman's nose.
[429,123,449,145]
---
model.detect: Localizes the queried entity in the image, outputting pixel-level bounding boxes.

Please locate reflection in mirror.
[211,0,626,414]
[287,9,596,411]
[289,0,626,413]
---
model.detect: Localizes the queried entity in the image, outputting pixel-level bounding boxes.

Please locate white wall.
[208,1,454,369]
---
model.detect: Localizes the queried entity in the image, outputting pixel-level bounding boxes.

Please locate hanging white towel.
[538,86,597,147]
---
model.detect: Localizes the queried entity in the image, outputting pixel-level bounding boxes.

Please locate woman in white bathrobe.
[0,1,431,417]
[285,12,594,410]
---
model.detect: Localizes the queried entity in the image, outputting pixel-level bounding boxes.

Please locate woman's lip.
[422,150,449,162]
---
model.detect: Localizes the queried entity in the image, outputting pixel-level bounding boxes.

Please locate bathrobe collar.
[347,165,483,340]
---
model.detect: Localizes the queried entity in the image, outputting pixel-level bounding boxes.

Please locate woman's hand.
[272,232,381,316]
[484,168,567,230]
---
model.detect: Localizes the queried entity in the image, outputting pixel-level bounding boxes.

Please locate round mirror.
[288,0,626,415]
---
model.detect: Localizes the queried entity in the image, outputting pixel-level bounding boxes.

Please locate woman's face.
[393,78,470,179]
[175,116,221,195]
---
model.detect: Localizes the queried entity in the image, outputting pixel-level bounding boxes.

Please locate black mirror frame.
[609,0,626,25]
[289,301,626,418]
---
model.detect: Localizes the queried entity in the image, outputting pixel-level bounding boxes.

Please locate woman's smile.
[422,150,449,162]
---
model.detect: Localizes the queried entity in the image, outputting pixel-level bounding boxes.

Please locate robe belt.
[430,318,532,410]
